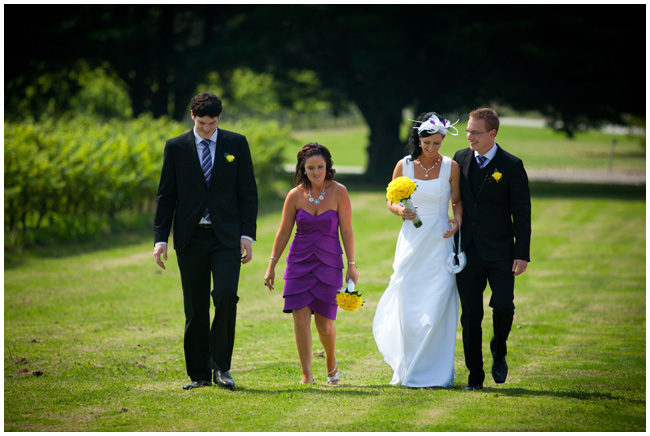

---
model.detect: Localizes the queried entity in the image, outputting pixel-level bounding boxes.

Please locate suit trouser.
[456,243,515,386]
[176,227,241,382]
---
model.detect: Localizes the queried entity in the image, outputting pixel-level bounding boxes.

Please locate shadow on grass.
[230,383,644,406]
[231,385,385,396]
[528,181,645,200]
[479,386,645,405]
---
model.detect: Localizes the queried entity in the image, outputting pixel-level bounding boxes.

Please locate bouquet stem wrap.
[400,198,423,228]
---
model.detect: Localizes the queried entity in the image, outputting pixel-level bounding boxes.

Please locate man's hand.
[241,238,253,264]
[443,219,460,238]
[154,244,167,270]
[512,259,528,276]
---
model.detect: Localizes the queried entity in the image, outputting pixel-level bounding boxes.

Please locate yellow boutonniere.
[224,153,235,163]
[492,169,502,183]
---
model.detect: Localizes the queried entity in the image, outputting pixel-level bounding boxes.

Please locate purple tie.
[476,155,487,168]
[201,139,212,221]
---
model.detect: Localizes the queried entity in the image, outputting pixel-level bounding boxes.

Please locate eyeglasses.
[464,129,491,136]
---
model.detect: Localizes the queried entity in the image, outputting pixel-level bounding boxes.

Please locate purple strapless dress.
[283,209,344,320]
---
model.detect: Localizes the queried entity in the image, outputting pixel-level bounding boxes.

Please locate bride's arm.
[444,160,463,238]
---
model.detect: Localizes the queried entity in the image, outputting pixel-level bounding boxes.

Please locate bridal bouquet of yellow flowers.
[386,176,422,228]
[336,279,363,312]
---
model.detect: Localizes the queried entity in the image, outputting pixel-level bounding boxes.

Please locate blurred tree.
[67,62,133,119]
[233,4,646,177]
[5,4,645,177]
[5,4,252,120]
[237,5,420,177]
[453,6,647,138]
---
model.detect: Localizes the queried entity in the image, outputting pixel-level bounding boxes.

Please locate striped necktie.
[476,155,487,168]
[201,139,212,221]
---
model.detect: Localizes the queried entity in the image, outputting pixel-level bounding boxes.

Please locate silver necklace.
[308,185,326,205]
[418,154,441,178]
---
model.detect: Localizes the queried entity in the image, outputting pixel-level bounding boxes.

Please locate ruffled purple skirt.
[283,209,344,320]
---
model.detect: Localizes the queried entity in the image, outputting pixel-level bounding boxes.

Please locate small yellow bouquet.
[386,176,422,228]
[336,279,363,312]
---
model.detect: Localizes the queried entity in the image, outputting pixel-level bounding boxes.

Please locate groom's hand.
[154,244,167,270]
[241,238,253,264]
[512,259,528,276]
[443,219,459,238]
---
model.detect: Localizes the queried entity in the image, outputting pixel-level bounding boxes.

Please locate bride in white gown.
[373,112,463,388]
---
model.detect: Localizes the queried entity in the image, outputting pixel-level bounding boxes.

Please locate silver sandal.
[327,362,340,385]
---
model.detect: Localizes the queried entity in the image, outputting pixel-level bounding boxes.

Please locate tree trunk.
[356,100,405,183]
[127,76,148,118]
[150,80,169,119]
[172,81,195,121]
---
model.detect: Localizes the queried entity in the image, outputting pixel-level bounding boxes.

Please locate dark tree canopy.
[5,4,645,177]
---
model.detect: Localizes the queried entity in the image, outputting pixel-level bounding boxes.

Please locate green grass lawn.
[292,122,645,173]
[291,125,370,169]
[4,186,645,431]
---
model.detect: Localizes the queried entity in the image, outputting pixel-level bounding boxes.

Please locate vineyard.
[4,115,294,248]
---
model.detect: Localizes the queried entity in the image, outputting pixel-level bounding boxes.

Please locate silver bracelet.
[348,261,356,265]
[270,256,277,261]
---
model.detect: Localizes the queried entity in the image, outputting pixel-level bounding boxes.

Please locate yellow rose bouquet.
[336,279,363,312]
[386,176,422,228]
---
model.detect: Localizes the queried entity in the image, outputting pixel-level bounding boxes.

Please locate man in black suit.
[453,108,531,391]
[153,92,258,390]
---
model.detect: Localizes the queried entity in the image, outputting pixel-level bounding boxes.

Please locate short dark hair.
[294,143,336,187]
[191,92,223,118]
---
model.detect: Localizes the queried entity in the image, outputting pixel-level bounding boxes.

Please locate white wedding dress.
[373,155,459,388]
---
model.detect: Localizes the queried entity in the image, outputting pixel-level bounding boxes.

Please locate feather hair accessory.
[412,114,459,137]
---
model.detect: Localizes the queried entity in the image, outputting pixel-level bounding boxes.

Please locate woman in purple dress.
[264,143,359,385]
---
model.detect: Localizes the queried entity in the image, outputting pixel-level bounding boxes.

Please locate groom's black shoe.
[491,356,508,384]
[214,370,235,390]
[464,384,483,391]
[183,380,211,390]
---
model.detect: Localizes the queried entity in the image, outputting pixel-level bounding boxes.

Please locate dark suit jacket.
[154,129,258,252]
[453,144,531,262]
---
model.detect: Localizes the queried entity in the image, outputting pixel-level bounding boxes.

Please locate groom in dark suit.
[153,92,258,390]
[453,108,531,391]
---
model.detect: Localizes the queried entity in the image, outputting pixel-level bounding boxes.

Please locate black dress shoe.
[214,370,235,390]
[464,384,483,391]
[491,356,508,384]
[183,380,211,390]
